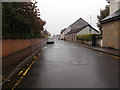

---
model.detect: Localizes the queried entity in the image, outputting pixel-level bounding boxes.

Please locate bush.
[76,34,99,41]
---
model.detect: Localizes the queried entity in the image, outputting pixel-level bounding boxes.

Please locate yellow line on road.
[98,52,120,59]
[12,54,40,90]
[17,70,23,76]
[11,76,23,90]
[23,60,35,76]
[33,56,37,59]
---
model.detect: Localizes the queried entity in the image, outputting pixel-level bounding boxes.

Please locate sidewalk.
[78,44,120,57]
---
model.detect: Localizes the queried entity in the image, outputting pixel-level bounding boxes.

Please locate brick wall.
[2,39,47,76]
[1,39,46,57]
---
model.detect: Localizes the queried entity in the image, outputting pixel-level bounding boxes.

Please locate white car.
[46,37,54,44]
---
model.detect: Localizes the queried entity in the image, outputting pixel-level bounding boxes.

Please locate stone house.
[101,0,120,49]
[65,18,99,42]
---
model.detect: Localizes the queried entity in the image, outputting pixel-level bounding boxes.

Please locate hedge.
[76,34,102,41]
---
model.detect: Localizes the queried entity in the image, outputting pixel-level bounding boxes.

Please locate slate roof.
[67,25,99,34]
[67,25,87,34]
[101,9,120,24]
[61,28,66,34]
[67,18,99,34]
[70,18,89,30]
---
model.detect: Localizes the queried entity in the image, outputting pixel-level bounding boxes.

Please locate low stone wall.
[76,40,91,45]
[76,40,84,44]
[76,39,103,47]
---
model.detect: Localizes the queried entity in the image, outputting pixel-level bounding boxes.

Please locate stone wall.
[102,20,120,49]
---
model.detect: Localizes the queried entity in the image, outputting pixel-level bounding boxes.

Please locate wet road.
[18,40,118,88]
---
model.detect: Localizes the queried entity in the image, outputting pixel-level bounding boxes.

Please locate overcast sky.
[36,0,108,35]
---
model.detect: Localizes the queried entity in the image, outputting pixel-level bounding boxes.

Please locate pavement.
[16,40,118,88]
[76,43,120,57]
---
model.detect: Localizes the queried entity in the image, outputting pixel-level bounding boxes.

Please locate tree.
[2,1,46,39]
[97,5,110,34]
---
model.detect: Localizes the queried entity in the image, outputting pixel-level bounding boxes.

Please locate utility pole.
[88,15,92,34]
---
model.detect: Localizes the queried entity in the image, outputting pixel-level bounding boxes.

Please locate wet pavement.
[77,43,120,57]
[18,40,118,88]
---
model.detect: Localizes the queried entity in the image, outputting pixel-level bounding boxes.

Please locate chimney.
[106,0,120,15]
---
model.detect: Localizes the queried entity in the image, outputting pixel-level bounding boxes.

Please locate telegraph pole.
[88,15,92,34]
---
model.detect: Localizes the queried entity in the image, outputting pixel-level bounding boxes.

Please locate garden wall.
[76,39,103,47]
[2,39,46,57]
[1,39,47,76]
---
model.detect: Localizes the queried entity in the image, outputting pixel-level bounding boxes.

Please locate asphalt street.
[18,40,118,88]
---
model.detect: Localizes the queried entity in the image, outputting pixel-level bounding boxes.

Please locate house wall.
[66,34,72,41]
[103,20,120,49]
[77,26,98,36]
[65,26,99,43]
[60,33,65,40]
[66,33,77,42]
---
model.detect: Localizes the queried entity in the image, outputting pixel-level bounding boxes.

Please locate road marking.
[98,52,120,59]
[12,60,35,90]
[33,56,37,59]
[12,54,40,90]
[76,43,120,59]
[23,60,35,76]
[27,64,29,65]
[11,76,23,90]
[17,70,23,76]
[64,41,119,59]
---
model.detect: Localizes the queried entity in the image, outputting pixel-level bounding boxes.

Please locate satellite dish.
[106,0,114,3]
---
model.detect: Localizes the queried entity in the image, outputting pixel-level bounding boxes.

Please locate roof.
[43,30,51,36]
[67,25,99,34]
[70,18,89,30]
[61,28,66,34]
[101,9,120,24]
[67,25,88,34]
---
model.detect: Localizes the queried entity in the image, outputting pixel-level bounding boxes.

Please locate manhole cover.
[72,61,86,65]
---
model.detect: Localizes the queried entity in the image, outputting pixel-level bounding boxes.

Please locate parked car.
[46,37,54,44]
